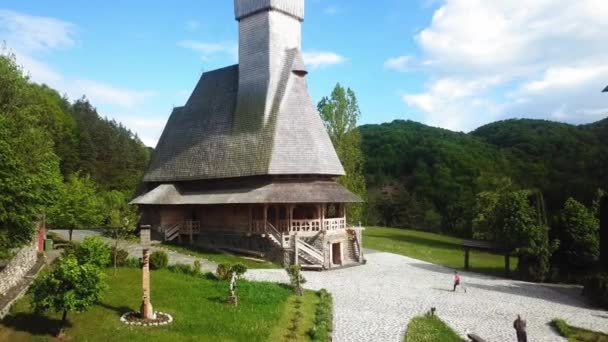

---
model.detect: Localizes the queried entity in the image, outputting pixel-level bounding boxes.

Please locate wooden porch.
[249,203,349,236]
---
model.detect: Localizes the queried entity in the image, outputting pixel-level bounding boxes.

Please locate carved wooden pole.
[140,225,155,320]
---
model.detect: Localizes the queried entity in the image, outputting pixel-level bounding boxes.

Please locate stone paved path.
[51,229,218,272]
[246,251,608,342]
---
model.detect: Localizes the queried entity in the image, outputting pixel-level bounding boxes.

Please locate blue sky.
[1,0,607,147]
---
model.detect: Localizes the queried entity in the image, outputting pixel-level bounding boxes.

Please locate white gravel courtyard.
[246,250,608,342]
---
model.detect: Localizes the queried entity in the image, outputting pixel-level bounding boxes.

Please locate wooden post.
[288,205,294,233]
[504,254,510,277]
[464,248,470,271]
[263,204,268,234]
[189,222,193,245]
[358,229,364,263]
[248,205,252,232]
[140,226,155,320]
[294,233,299,265]
[319,204,325,231]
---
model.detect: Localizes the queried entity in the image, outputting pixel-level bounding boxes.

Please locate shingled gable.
[143,0,344,182]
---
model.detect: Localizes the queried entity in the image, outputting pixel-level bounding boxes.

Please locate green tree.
[30,255,106,336]
[318,84,367,224]
[556,198,599,270]
[73,236,112,269]
[102,191,139,274]
[473,189,554,281]
[50,174,103,241]
[0,53,63,251]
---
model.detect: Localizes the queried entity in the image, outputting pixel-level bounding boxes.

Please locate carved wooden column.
[140,226,155,320]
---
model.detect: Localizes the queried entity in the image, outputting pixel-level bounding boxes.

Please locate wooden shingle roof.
[143,49,345,182]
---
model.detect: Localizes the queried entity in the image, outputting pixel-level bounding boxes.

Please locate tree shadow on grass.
[464,282,592,310]
[97,302,133,316]
[1,312,70,336]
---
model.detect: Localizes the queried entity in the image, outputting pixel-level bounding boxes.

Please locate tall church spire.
[233,0,305,129]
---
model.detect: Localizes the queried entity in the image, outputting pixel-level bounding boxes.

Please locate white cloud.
[302,51,345,69]
[0,9,76,52]
[384,55,413,72]
[71,80,157,108]
[177,40,237,61]
[401,0,608,130]
[120,116,168,147]
[0,10,161,144]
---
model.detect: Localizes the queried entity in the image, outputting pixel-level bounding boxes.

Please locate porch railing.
[252,218,347,235]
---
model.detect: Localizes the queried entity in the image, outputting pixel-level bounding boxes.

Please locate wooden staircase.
[296,238,324,270]
[347,228,364,263]
[164,223,181,242]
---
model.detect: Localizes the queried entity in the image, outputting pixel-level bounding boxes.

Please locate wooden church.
[132,0,364,269]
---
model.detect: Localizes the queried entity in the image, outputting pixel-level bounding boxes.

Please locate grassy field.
[551,319,608,342]
[404,314,462,342]
[161,243,280,269]
[364,226,517,277]
[268,292,318,341]
[0,268,313,342]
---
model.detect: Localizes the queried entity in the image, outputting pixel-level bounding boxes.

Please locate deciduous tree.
[49,174,103,241]
[318,84,366,224]
[31,255,106,337]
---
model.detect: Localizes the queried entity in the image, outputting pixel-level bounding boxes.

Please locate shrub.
[550,319,573,337]
[193,260,202,276]
[74,237,111,269]
[583,273,608,309]
[110,247,129,267]
[230,263,247,277]
[168,263,196,275]
[308,289,333,342]
[217,263,231,280]
[149,250,168,270]
[286,265,306,296]
[125,257,141,268]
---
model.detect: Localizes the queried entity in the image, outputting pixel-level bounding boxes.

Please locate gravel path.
[246,250,608,342]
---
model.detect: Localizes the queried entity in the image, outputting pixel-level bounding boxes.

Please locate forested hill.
[1,53,149,252]
[360,118,608,236]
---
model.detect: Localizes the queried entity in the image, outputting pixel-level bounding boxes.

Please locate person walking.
[453,271,464,292]
[513,315,527,342]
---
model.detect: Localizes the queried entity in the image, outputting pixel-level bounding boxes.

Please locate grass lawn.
[551,319,608,342]
[404,314,462,342]
[364,226,518,277]
[161,243,280,269]
[268,292,318,341]
[0,267,314,342]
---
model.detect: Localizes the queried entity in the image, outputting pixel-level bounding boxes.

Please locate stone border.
[0,255,46,319]
[119,311,173,327]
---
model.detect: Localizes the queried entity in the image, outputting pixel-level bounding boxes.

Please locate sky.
[1,0,607,147]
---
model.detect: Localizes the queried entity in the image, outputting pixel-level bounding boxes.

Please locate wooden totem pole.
[140,225,155,319]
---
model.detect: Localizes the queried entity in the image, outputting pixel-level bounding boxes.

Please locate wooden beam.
[248,205,252,232]
[320,204,325,231]
[263,204,268,233]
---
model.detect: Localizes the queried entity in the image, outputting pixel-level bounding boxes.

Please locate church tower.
[234,0,305,125]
